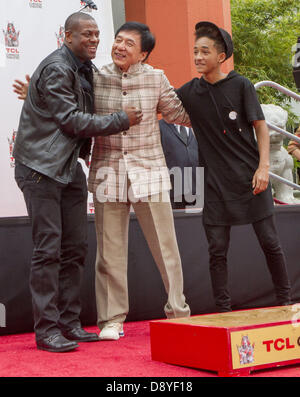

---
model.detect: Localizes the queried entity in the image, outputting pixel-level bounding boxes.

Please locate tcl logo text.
[263,337,300,352]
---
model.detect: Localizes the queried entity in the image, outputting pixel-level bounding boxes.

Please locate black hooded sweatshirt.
[176,70,274,225]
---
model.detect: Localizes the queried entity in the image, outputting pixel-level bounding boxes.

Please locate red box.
[150,305,300,376]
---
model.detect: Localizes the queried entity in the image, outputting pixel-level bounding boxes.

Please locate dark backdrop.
[1,206,300,335]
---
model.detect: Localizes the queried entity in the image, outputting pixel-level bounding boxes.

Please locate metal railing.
[254,80,300,192]
[269,171,300,191]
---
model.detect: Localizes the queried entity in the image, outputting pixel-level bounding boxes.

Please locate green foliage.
[230,0,300,126]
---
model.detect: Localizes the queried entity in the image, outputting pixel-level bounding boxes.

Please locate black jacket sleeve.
[37,64,130,138]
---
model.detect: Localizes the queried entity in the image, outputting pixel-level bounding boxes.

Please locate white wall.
[0,0,114,217]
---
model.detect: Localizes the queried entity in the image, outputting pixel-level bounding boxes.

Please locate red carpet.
[0,320,299,378]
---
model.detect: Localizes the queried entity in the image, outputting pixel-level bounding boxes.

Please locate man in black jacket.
[13,12,142,352]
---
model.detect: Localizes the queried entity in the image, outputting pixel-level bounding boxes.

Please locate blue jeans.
[15,162,88,340]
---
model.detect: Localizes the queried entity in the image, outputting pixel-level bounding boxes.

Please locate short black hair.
[195,25,226,55]
[65,12,96,32]
[115,21,156,62]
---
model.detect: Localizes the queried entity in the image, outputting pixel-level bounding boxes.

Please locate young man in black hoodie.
[176,21,291,312]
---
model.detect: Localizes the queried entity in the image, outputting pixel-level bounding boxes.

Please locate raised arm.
[15,67,142,136]
[157,73,191,127]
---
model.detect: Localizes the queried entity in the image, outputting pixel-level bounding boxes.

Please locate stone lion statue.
[261,104,300,204]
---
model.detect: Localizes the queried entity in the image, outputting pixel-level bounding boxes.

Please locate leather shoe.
[62,327,100,342]
[36,333,78,352]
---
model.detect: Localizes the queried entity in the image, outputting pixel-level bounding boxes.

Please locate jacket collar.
[62,44,98,73]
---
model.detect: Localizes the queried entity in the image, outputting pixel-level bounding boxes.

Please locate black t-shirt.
[177,70,274,225]
[63,45,94,159]
[65,45,94,114]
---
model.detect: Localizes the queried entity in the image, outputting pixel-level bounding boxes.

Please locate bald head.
[64,12,96,33]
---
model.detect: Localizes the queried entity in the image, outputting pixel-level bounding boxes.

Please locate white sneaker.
[99,323,124,340]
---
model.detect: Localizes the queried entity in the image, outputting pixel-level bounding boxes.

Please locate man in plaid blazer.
[88,22,192,340]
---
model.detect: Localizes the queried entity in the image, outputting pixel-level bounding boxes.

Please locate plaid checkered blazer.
[88,62,191,201]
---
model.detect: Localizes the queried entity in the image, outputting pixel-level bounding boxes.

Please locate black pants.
[15,162,88,341]
[204,215,291,312]
[171,195,196,209]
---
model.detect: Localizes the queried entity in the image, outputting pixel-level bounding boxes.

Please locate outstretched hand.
[13,74,30,100]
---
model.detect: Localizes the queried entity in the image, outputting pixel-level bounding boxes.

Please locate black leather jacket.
[13,45,129,184]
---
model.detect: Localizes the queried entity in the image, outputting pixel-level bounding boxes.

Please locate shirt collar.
[113,61,144,75]
[175,125,189,135]
[64,44,95,72]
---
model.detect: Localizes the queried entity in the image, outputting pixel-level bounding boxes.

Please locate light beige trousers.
[93,192,190,330]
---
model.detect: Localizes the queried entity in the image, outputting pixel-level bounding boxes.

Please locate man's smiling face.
[111,30,147,72]
[65,18,100,62]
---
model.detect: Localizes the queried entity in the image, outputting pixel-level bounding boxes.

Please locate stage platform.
[1,205,300,335]
[150,305,300,377]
